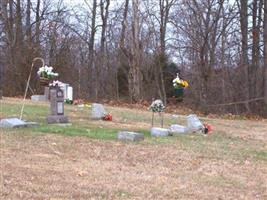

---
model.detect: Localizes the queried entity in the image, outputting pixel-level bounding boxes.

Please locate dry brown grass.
[1,98,267,199]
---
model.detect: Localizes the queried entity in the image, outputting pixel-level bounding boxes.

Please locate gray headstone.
[31,95,47,102]
[118,131,144,142]
[0,90,2,99]
[46,86,69,124]
[91,103,107,120]
[151,127,170,137]
[0,118,27,128]
[186,114,204,133]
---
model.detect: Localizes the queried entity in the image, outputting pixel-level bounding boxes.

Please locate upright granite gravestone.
[46,86,69,124]
[0,90,2,99]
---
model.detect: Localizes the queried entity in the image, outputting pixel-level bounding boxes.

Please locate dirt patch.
[1,133,266,199]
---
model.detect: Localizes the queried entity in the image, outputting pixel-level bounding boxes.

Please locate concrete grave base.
[0,118,39,128]
[118,131,144,142]
[151,127,170,137]
[54,123,72,127]
[46,115,69,124]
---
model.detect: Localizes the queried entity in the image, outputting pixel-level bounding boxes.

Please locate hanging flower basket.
[172,73,189,102]
[39,77,50,86]
[37,64,59,87]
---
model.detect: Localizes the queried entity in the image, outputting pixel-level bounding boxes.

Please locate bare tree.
[264,0,267,104]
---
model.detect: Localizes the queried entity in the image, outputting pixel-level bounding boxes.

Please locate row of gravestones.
[91,103,204,142]
[0,87,204,139]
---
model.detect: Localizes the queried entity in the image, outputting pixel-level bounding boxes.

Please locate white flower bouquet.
[37,65,59,80]
[49,80,63,87]
[149,99,165,113]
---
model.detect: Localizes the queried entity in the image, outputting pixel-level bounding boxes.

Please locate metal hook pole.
[20,57,44,120]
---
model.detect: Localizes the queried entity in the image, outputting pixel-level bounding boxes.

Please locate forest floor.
[1,98,267,199]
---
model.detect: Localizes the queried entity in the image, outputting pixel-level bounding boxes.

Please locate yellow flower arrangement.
[173,74,189,89]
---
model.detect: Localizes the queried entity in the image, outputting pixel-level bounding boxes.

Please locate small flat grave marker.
[118,131,145,142]
[0,118,39,128]
[151,127,170,137]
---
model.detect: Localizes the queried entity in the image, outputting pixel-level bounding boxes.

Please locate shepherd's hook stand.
[20,57,44,120]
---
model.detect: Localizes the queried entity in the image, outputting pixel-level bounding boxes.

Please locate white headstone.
[60,83,69,100]
[67,86,73,101]
[60,83,73,101]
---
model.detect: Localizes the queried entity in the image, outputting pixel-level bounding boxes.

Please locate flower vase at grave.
[149,99,165,128]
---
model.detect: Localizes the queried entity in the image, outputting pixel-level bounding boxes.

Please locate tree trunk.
[26,0,32,42]
[264,0,267,104]
[35,0,41,47]
[129,0,141,102]
[251,0,263,98]
[89,0,97,100]
[100,0,110,98]
[240,0,250,111]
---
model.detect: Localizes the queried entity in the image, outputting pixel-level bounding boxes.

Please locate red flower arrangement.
[203,123,213,134]
[102,113,112,121]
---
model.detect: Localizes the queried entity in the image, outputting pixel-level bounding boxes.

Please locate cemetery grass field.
[1,98,267,199]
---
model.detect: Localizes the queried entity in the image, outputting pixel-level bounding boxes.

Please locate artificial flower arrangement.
[37,65,59,80]
[102,113,112,121]
[49,80,63,87]
[149,99,165,113]
[172,73,189,89]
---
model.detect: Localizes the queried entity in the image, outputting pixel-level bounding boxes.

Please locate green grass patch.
[1,102,49,121]
[35,125,119,140]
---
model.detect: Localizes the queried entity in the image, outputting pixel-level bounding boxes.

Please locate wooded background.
[1,0,267,116]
